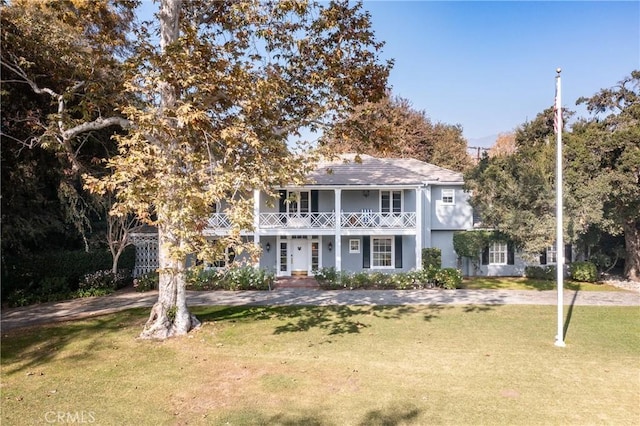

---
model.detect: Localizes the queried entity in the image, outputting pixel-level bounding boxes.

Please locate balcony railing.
[340,211,416,228]
[207,212,416,231]
[259,212,335,229]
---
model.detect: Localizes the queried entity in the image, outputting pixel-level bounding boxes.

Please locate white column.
[253,189,261,268]
[334,188,342,273]
[415,187,423,270]
[424,185,432,247]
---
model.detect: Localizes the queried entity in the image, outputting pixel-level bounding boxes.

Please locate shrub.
[186,266,273,291]
[525,266,556,281]
[570,261,598,283]
[433,268,463,289]
[422,248,442,270]
[134,272,159,292]
[75,270,131,298]
[314,266,459,290]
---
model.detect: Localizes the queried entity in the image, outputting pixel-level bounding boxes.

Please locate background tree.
[567,71,640,280]
[466,71,639,280]
[320,94,472,172]
[464,108,563,257]
[488,132,517,158]
[1,0,136,252]
[87,0,391,339]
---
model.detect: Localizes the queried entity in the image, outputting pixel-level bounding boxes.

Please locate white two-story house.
[131,154,474,277]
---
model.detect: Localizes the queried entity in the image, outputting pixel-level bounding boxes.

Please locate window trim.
[488,241,508,265]
[380,190,403,214]
[349,238,361,254]
[371,236,394,269]
[441,189,455,205]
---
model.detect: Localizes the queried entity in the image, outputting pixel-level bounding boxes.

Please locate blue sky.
[362,1,640,145]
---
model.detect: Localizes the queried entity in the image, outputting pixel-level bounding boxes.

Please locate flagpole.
[555,68,566,347]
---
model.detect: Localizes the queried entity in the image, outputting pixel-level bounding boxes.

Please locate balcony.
[207,211,416,232]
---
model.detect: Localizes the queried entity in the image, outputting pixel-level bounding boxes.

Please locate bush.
[570,261,598,283]
[433,268,463,289]
[134,272,159,292]
[186,266,274,291]
[422,248,442,270]
[314,267,460,290]
[75,270,131,298]
[525,265,556,281]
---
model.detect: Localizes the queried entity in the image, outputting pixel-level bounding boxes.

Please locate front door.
[291,236,309,276]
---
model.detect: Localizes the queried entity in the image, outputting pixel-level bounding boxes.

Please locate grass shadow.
[1,308,147,375]
[358,403,422,426]
[194,303,493,337]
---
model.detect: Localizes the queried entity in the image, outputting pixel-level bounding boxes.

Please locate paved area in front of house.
[2,287,639,332]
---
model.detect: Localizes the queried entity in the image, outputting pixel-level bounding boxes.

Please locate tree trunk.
[139,225,200,339]
[623,218,640,282]
[138,0,199,339]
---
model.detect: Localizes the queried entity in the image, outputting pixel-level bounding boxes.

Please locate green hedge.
[2,247,135,306]
[524,265,557,281]
[422,248,442,270]
[570,261,598,283]
[314,267,462,290]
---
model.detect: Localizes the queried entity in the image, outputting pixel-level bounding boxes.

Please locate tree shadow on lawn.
[1,308,147,375]
[195,303,498,336]
[223,401,421,426]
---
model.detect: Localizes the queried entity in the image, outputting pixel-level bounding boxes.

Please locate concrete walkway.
[2,287,639,332]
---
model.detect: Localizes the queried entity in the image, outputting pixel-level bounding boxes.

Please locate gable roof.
[305,154,463,187]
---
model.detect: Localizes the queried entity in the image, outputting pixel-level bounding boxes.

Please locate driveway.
[2,287,639,332]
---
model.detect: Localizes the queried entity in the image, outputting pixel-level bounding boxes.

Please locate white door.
[291,237,309,275]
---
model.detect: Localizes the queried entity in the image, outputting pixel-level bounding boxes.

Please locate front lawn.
[462,276,624,291]
[1,305,638,425]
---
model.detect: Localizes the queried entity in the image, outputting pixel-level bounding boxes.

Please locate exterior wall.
[338,235,417,273]
[430,231,458,269]
[340,235,360,272]
[430,186,473,230]
[259,236,278,273]
[476,253,527,277]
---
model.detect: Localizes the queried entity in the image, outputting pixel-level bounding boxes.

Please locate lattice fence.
[130,233,159,277]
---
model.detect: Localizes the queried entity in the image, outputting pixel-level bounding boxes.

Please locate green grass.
[462,276,623,291]
[2,305,638,425]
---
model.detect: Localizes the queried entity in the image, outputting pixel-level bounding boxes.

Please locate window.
[372,237,393,268]
[287,191,309,215]
[546,246,557,264]
[489,241,508,265]
[349,239,360,254]
[381,190,402,213]
[212,246,236,268]
[442,189,455,204]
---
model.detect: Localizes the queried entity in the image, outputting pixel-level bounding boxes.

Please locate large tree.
[1,0,136,251]
[87,0,391,338]
[567,71,640,280]
[466,71,640,280]
[319,94,472,172]
[464,107,565,257]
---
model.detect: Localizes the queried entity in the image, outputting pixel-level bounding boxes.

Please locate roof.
[305,154,464,187]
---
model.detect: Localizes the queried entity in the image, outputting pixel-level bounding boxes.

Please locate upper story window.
[442,189,455,204]
[381,190,402,213]
[287,191,309,215]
